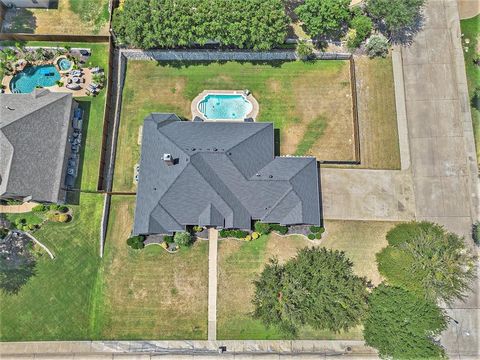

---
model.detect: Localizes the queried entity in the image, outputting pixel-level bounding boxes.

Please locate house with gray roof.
[0,89,77,203]
[133,113,321,235]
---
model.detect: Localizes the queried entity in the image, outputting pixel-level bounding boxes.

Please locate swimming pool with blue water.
[10,65,61,93]
[197,94,253,120]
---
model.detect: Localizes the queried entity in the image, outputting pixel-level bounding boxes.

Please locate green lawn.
[113,60,356,191]
[460,15,480,164]
[0,41,109,340]
[217,220,396,340]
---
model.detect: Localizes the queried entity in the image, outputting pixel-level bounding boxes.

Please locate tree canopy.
[252,247,369,336]
[295,0,351,39]
[364,284,447,359]
[113,0,288,50]
[376,221,476,304]
[0,233,36,295]
[367,0,425,36]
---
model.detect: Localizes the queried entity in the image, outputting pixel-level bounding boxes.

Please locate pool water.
[10,65,61,93]
[58,58,72,71]
[198,94,253,120]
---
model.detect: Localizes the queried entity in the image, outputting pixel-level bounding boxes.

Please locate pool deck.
[191,89,259,121]
[2,63,95,97]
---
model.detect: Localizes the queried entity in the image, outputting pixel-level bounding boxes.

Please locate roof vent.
[162,153,174,166]
[269,175,273,178]
[256,173,261,177]
[5,106,15,111]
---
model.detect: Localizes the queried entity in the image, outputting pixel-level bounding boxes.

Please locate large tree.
[367,0,425,36]
[364,284,447,359]
[295,0,351,39]
[252,247,369,336]
[112,0,288,50]
[377,221,477,304]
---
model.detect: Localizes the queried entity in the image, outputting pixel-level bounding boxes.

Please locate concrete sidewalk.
[207,228,218,341]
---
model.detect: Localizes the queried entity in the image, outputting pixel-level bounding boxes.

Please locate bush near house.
[126,235,145,249]
[365,34,389,58]
[32,204,47,212]
[113,0,288,50]
[174,231,193,247]
[219,229,250,239]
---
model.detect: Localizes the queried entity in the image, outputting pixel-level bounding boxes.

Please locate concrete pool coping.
[191,89,259,121]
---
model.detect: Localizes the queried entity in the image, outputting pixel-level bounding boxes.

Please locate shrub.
[6,199,23,205]
[307,233,315,240]
[296,40,314,60]
[163,235,174,244]
[192,225,204,233]
[0,228,8,239]
[473,221,480,246]
[252,232,260,240]
[58,205,69,213]
[55,214,69,223]
[270,224,288,235]
[220,229,250,238]
[174,231,193,247]
[32,204,47,212]
[315,232,322,239]
[245,235,252,241]
[27,224,37,231]
[309,225,324,233]
[347,14,373,49]
[127,235,145,249]
[254,222,271,235]
[15,218,26,226]
[49,204,61,211]
[365,34,389,58]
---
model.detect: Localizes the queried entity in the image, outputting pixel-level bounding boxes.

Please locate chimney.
[163,153,174,166]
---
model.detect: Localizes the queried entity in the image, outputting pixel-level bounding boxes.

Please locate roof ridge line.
[261,187,295,220]
[226,122,272,153]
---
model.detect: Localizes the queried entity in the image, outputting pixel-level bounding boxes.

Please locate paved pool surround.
[191,90,259,121]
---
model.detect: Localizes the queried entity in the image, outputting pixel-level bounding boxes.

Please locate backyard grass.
[1,0,110,35]
[0,41,109,340]
[460,15,480,164]
[114,60,355,191]
[354,56,400,169]
[217,220,395,340]
[98,196,209,339]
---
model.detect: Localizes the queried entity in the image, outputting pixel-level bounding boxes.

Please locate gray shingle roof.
[133,114,321,235]
[0,89,74,203]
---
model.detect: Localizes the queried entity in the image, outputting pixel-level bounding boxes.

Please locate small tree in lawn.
[127,235,145,249]
[253,247,369,336]
[364,284,447,359]
[365,34,389,58]
[174,231,193,247]
[295,0,351,40]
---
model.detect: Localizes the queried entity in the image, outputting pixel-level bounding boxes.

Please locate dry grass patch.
[113,60,355,191]
[100,196,208,339]
[2,0,110,35]
[354,56,400,169]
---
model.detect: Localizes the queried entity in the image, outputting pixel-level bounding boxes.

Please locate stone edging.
[120,49,351,62]
[17,230,55,259]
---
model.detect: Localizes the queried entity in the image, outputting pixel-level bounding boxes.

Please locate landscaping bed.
[113,59,356,192]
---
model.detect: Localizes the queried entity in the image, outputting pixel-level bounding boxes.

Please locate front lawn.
[460,15,480,164]
[217,220,396,340]
[97,196,209,339]
[1,0,110,35]
[113,60,356,191]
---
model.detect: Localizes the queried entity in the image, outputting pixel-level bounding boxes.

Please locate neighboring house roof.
[0,89,73,203]
[133,114,321,235]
